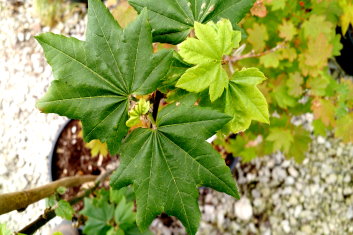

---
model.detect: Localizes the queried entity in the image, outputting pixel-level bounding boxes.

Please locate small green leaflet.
[114,197,136,231]
[176,19,241,102]
[200,68,269,133]
[110,95,238,235]
[56,186,67,195]
[36,0,172,154]
[126,99,151,127]
[128,0,256,44]
[55,200,74,221]
[81,197,115,235]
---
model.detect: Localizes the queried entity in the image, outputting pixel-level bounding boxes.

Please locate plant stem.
[226,43,286,63]
[152,90,163,121]
[0,175,96,215]
[17,165,117,235]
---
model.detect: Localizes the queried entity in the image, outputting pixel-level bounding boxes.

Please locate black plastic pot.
[49,119,118,184]
[335,26,353,76]
[49,119,71,182]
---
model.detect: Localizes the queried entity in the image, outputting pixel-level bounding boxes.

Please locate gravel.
[0,0,86,233]
[1,1,352,235]
[195,137,353,235]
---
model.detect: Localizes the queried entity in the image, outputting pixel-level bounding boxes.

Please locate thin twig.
[226,43,286,63]
[18,164,117,235]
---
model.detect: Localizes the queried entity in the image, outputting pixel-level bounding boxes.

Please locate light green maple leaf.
[272,84,297,109]
[313,119,327,137]
[55,200,74,221]
[335,113,353,143]
[126,99,151,127]
[200,68,269,133]
[269,0,285,11]
[225,68,269,132]
[35,0,172,154]
[128,0,256,44]
[260,52,280,68]
[110,95,238,235]
[176,20,241,102]
[267,128,294,154]
[302,15,333,39]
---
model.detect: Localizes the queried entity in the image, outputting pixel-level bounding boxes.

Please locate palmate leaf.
[128,0,256,44]
[200,68,269,133]
[35,0,172,154]
[55,200,75,221]
[81,197,115,235]
[176,20,241,102]
[110,95,238,235]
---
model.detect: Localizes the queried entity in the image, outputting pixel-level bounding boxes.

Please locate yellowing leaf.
[339,1,353,35]
[278,20,297,41]
[177,20,241,101]
[111,0,137,28]
[286,72,303,98]
[251,0,267,18]
[305,34,333,67]
[335,113,353,142]
[85,139,109,157]
[299,34,332,76]
[246,23,268,52]
[267,128,293,154]
[311,98,336,127]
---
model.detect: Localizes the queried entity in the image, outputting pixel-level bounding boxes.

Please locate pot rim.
[48,119,73,182]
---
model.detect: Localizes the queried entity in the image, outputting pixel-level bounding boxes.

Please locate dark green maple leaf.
[35,0,172,154]
[128,0,256,44]
[110,95,239,235]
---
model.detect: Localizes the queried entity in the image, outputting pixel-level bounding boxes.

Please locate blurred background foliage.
[222,0,353,163]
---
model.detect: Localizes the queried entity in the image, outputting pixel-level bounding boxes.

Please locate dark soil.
[52,120,118,210]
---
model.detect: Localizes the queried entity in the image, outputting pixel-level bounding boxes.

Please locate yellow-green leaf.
[335,113,353,142]
[267,128,293,154]
[286,72,303,98]
[278,20,297,41]
[177,20,240,101]
[246,23,268,52]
